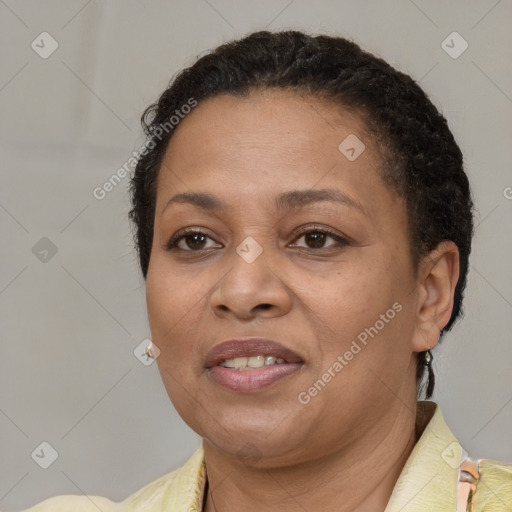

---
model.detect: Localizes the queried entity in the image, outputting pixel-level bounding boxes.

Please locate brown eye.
[304,231,328,249]
[291,227,348,250]
[166,229,221,251]
[181,233,208,250]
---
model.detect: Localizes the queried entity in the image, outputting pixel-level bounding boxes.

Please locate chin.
[201,413,305,460]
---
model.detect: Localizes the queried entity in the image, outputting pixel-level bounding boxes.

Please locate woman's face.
[146,89,424,466]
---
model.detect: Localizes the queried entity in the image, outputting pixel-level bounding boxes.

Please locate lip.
[208,364,303,392]
[204,338,304,368]
[204,337,305,392]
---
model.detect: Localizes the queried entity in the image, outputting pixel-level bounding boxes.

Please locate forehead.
[159,91,376,181]
[162,89,368,168]
[154,89,404,229]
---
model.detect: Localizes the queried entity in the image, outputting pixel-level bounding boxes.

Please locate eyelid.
[290,224,350,247]
[166,223,350,252]
[165,226,221,250]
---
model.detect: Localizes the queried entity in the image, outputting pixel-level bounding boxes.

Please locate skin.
[145,89,460,512]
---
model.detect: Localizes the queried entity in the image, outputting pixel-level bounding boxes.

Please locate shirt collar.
[174,401,462,512]
[384,400,462,511]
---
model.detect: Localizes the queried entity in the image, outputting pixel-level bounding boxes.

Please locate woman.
[24,30,511,512]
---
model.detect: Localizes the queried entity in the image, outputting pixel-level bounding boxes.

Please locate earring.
[423,349,435,399]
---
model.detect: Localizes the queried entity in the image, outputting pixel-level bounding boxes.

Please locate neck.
[203,399,433,512]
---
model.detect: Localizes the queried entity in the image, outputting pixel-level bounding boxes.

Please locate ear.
[411,241,460,353]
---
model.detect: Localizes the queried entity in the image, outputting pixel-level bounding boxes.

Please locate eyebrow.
[163,188,367,216]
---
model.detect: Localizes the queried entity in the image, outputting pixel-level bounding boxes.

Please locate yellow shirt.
[21,401,512,511]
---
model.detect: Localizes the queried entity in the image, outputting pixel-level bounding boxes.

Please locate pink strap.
[457,457,479,512]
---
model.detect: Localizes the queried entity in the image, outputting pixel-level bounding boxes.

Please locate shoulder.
[21,470,183,512]
[20,470,183,512]
[118,446,206,510]
[472,458,512,511]
[21,447,206,512]
[460,457,512,512]
[22,494,119,512]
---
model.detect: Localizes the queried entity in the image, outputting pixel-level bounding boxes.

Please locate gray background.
[1,1,511,510]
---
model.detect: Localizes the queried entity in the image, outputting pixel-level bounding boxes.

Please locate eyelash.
[165,225,349,252]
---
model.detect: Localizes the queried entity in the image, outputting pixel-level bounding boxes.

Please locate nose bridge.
[227,233,275,295]
[235,234,266,265]
[212,233,291,317]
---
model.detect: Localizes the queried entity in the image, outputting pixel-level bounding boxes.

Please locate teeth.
[248,355,264,368]
[265,356,276,366]
[219,354,286,369]
[232,357,247,369]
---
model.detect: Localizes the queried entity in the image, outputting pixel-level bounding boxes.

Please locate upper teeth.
[219,355,286,369]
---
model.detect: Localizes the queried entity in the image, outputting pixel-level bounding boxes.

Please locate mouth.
[204,338,304,392]
[219,354,288,369]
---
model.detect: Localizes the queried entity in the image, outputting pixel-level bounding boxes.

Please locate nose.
[210,243,292,320]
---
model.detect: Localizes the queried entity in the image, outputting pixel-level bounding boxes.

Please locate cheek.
[315,263,390,329]
[146,272,175,337]
[145,264,202,410]
[145,254,203,332]
[145,253,221,378]
[145,262,194,371]
[312,259,411,375]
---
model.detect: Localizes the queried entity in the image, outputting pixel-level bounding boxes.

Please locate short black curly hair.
[129,30,475,400]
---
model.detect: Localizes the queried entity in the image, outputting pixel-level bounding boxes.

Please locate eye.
[166,225,349,253]
[166,228,222,252]
[289,225,349,250]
